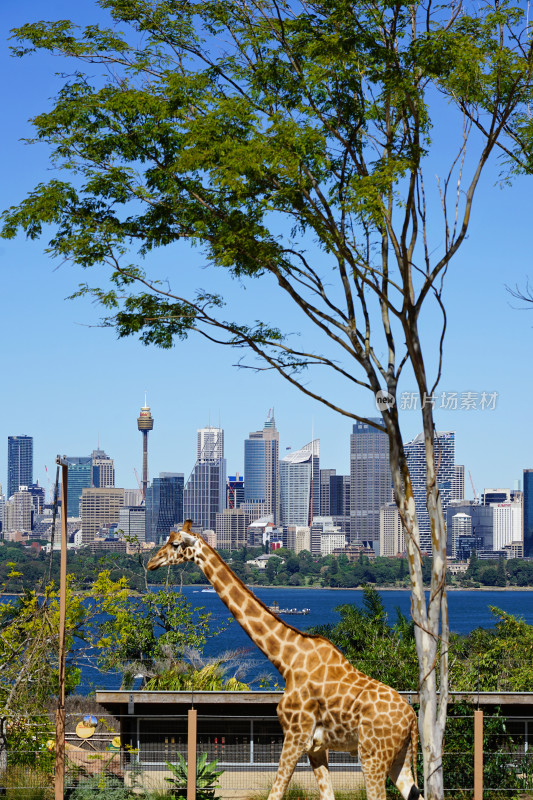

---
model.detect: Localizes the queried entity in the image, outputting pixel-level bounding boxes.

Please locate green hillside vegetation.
[309,586,533,693]
[1,540,532,592]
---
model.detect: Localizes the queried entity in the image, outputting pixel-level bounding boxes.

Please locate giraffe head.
[147,519,200,571]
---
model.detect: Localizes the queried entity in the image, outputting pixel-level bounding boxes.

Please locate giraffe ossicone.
[147,521,423,800]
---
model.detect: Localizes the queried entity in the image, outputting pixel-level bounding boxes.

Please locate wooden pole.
[474,709,483,800]
[55,457,68,800]
[187,707,197,800]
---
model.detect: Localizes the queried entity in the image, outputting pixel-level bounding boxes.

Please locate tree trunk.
[386,411,449,800]
[0,718,7,796]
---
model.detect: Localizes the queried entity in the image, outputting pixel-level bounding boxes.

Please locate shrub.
[164,753,223,800]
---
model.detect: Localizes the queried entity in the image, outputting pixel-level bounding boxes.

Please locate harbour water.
[78,586,533,694]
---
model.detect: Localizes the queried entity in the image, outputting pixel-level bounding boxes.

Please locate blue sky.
[1,0,532,499]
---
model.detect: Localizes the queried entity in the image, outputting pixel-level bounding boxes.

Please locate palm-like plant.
[143,649,250,691]
[164,753,223,800]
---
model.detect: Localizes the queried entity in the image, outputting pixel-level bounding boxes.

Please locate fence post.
[474,709,483,800]
[187,707,197,800]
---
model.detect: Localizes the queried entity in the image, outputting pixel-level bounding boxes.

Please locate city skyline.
[2,408,530,509]
[1,419,527,559]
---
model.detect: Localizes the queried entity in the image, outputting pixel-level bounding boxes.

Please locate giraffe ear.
[180,531,197,548]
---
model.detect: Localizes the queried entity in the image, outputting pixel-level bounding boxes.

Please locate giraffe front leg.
[267,735,305,800]
[307,749,335,800]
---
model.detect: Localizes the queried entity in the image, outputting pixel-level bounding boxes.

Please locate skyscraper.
[184,463,226,532]
[7,435,33,500]
[197,426,224,461]
[92,449,115,488]
[244,412,280,524]
[216,508,250,551]
[319,469,336,516]
[450,512,472,559]
[350,419,391,549]
[65,457,93,517]
[4,488,33,534]
[482,488,511,505]
[452,465,465,500]
[446,499,493,555]
[145,473,184,543]
[0,485,5,537]
[80,487,125,544]
[286,525,311,554]
[311,516,345,556]
[320,469,350,536]
[118,505,146,543]
[280,439,320,527]
[492,500,522,551]
[379,503,405,557]
[405,430,455,554]
[184,426,226,532]
[27,483,45,515]
[523,469,533,557]
[227,475,245,509]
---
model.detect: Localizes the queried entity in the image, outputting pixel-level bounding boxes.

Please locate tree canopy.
[3,0,531,397]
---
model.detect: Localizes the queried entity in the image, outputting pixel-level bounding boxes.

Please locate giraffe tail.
[408,721,422,800]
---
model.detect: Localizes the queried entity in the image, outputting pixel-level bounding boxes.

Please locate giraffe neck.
[194,541,301,680]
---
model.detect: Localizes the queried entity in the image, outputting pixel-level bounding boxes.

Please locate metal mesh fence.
[1,710,533,798]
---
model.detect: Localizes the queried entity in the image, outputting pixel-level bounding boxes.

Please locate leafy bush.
[145,661,249,691]
[164,753,223,800]
[66,774,136,799]
[66,771,173,799]
[5,715,55,771]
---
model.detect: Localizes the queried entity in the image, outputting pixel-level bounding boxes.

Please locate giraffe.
[147,521,422,800]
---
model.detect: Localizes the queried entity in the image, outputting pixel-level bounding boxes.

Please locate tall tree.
[0,569,225,775]
[3,2,533,796]
[0,579,85,775]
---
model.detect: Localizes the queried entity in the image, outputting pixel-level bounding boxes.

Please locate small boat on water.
[201,588,216,593]
[268,601,310,616]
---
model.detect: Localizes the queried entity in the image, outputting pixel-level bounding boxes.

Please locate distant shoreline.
[4,583,532,598]
[190,583,533,593]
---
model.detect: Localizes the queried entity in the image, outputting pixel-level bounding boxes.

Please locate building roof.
[95,689,533,710]
[282,439,320,464]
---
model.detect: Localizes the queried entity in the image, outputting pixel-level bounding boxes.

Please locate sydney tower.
[137,396,154,499]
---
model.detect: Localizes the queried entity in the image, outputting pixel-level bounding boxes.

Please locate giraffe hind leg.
[388,740,423,800]
[360,755,388,800]
[307,749,335,800]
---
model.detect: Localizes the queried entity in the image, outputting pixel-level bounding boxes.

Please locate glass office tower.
[523,469,533,558]
[66,457,93,517]
[184,461,226,532]
[350,419,391,548]
[280,439,320,527]
[405,430,455,555]
[7,435,33,500]
[244,412,280,524]
[184,426,226,532]
[145,473,184,543]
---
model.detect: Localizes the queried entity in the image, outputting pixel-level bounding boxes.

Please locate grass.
[249,785,367,800]
[0,764,53,799]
